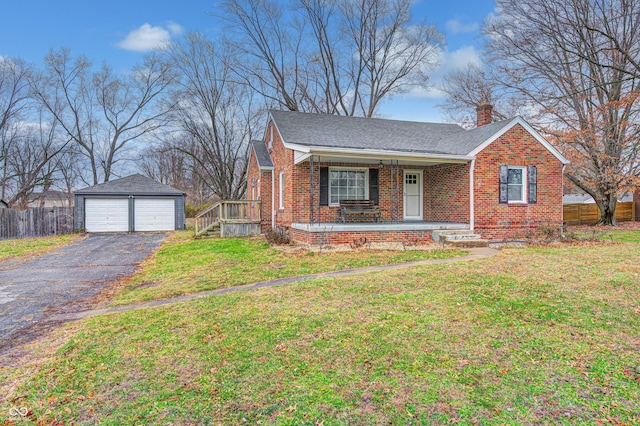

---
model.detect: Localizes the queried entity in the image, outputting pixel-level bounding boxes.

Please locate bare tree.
[221,0,443,117]
[33,48,175,185]
[437,63,512,127]
[140,137,213,206]
[163,32,262,200]
[3,111,69,208]
[0,57,33,201]
[485,0,640,225]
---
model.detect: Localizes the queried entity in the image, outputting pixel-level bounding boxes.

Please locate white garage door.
[85,198,129,232]
[134,198,175,231]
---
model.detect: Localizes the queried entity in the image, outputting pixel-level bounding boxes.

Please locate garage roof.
[75,174,184,195]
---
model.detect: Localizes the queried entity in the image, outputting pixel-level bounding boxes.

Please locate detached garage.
[74,174,186,233]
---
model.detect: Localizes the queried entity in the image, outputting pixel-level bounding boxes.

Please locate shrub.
[265,227,291,245]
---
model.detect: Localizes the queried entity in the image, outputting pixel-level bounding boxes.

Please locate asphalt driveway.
[0,233,167,357]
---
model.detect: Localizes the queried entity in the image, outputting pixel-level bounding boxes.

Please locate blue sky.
[1,0,496,122]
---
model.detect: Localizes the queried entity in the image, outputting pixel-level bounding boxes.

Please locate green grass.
[2,234,639,424]
[112,232,466,305]
[0,234,80,262]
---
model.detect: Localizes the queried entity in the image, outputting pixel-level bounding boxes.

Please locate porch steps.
[194,224,220,239]
[432,230,489,248]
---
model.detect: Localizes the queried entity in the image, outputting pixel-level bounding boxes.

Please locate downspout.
[469,159,475,231]
[561,164,566,234]
[271,169,276,230]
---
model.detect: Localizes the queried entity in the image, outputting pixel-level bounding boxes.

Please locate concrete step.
[445,239,489,248]
[432,230,478,242]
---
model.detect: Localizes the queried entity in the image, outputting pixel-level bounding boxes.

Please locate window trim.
[328,166,369,206]
[507,165,527,204]
[278,170,284,210]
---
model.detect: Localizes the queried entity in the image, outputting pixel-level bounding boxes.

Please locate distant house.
[247,105,569,244]
[28,190,72,208]
[0,199,8,209]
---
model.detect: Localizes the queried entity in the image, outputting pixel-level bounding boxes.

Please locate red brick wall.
[427,163,470,223]
[473,124,564,240]
[290,227,433,245]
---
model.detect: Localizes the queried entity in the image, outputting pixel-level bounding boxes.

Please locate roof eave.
[291,144,474,164]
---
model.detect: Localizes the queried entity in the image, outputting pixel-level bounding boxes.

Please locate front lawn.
[2,232,639,424]
[112,232,465,305]
[0,234,80,262]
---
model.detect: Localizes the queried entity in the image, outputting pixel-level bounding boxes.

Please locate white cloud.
[406,45,482,99]
[116,22,184,52]
[445,19,479,34]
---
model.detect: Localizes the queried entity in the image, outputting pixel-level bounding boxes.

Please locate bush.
[265,227,291,245]
[186,203,213,218]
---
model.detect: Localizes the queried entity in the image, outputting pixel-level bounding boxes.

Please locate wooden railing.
[195,200,261,238]
[195,202,221,237]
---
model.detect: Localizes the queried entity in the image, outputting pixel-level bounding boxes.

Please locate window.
[267,126,273,150]
[499,164,537,204]
[279,171,284,210]
[329,168,368,205]
[507,166,526,203]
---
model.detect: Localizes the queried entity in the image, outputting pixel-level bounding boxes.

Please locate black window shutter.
[320,167,329,206]
[369,168,379,205]
[499,164,509,203]
[528,165,537,203]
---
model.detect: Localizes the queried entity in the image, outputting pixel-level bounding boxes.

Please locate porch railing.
[195,200,261,238]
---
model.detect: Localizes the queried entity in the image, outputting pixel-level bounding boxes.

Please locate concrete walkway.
[51,247,499,322]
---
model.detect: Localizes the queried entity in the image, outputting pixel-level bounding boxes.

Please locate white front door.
[403,170,423,220]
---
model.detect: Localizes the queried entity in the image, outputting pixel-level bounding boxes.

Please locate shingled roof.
[251,140,274,169]
[268,110,569,164]
[269,110,466,155]
[75,174,184,195]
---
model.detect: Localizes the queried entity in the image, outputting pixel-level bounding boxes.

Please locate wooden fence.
[0,207,74,240]
[563,202,635,226]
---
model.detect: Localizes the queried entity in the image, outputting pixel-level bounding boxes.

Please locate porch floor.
[291,222,469,233]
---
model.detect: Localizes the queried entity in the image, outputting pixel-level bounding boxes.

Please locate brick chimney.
[476,103,493,127]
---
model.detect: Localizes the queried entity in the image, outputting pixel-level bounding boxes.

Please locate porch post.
[469,159,475,231]
[395,160,400,223]
[310,155,315,224]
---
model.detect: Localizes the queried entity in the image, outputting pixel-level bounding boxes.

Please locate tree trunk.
[596,195,617,225]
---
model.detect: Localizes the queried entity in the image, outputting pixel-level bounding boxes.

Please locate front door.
[403,170,423,220]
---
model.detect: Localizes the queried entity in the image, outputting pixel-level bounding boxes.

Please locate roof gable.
[251,140,274,169]
[75,174,184,195]
[467,117,569,164]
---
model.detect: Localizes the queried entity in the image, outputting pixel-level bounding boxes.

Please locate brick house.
[247,106,569,244]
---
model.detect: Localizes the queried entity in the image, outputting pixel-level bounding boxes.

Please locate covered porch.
[286,150,474,245]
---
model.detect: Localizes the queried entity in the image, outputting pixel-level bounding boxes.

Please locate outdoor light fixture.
[379,160,384,169]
